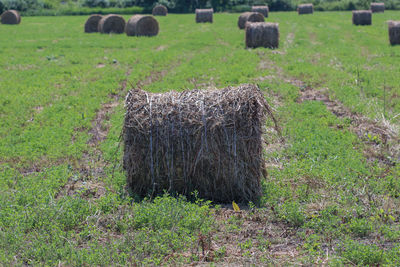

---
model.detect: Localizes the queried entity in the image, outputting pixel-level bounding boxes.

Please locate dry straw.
[251,6,269,18]
[1,10,21,24]
[84,14,102,33]
[195,9,213,23]
[238,12,264,29]
[125,15,159,37]
[352,10,372,26]
[298,4,313,15]
[246,22,279,49]
[152,5,168,16]
[371,2,385,13]
[123,84,278,203]
[388,21,400,45]
[98,14,126,34]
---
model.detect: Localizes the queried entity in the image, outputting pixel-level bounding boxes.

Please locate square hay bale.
[245,22,279,49]
[389,21,400,45]
[123,84,276,203]
[298,4,313,15]
[352,10,372,26]
[251,6,269,18]
[371,2,385,13]
[195,9,213,23]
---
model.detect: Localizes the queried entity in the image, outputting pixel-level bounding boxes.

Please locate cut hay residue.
[238,12,264,30]
[246,22,279,49]
[195,9,213,23]
[123,84,278,203]
[125,15,159,37]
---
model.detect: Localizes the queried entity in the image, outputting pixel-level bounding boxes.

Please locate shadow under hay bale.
[238,12,264,30]
[246,22,279,49]
[84,14,102,33]
[125,15,159,37]
[352,10,372,26]
[1,10,21,25]
[195,9,213,23]
[98,14,126,34]
[251,6,269,18]
[123,84,278,203]
[389,21,400,45]
[298,4,313,15]
[371,2,385,13]
[152,5,168,16]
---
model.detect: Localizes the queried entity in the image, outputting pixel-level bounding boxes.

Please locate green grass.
[0,12,399,265]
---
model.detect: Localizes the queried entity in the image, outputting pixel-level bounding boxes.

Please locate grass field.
[1,11,400,265]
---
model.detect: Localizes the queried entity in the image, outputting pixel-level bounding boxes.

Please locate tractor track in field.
[256,52,399,167]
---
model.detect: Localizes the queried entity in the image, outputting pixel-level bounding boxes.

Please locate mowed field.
[1,11,400,265]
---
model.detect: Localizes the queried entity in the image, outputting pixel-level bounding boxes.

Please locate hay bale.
[352,10,372,26]
[123,84,276,203]
[125,15,159,37]
[389,21,400,45]
[371,2,385,13]
[152,5,168,16]
[195,9,213,23]
[84,14,102,33]
[238,12,264,30]
[298,4,313,15]
[98,14,126,34]
[1,10,21,25]
[251,6,269,18]
[246,22,279,49]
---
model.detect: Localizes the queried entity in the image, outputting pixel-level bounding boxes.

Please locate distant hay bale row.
[126,15,159,37]
[352,10,372,26]
[246,22,279,49]
[84,14,159,37]
[1,10,21,25]
[298,4,313,15]
[371,2,385,13]
[123,84,275,203]
[238,12,264,29]
[251,6,269,18]
[389,21,400,45]
[152,5,168,16]
[195,9,213,23]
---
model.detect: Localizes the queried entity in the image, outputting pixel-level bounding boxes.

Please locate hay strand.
[195,9,213,23]
[98,14,126,34]
[84,14,102,33]
[298,4,313,15]
[152,5,168,16]
[352,10,372,26]
[125,15,159,37]
[238,12,264,30]
[123,84,277,203]
[251,6,269,18]
[245,22,279,49]
[389,21,400,45]
[1,10,21,24]
[371,2,385,13]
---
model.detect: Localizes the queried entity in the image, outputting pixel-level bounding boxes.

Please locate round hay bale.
[352,10,372,26]
[195,9,213,23]
[152,5,168,16]
[84,14,102,33]
[245,22,279,49]
[251,6,269,18]
[298,4,313,15]
[388,21,400,45]
[238,12,264,30]
[1,10,21,25]
[371,2,384,13]
[125,15,159,37]
[123,84,279,203]
[98,14,126,34]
